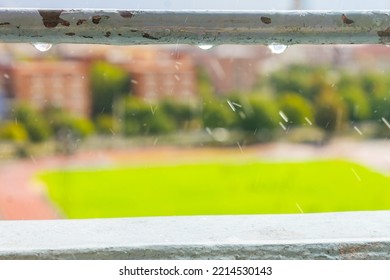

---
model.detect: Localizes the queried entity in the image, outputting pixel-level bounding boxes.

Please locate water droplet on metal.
[32,43,52,52]
[268,43,288,54]
[198,45,213,50]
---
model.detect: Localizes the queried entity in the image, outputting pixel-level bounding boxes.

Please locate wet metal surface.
[1,9,390,45]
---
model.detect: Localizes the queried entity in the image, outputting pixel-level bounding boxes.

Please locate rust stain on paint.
[38,10,70,28]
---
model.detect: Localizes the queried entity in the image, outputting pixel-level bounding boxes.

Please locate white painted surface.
[1,211,390,259]
[0,9,390,44]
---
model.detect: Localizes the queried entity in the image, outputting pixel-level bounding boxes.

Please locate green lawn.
[39,160,390,219]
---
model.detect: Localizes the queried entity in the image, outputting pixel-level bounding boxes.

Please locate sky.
[0,0,390,10]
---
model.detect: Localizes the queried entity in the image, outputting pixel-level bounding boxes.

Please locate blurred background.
[1,0,390,220]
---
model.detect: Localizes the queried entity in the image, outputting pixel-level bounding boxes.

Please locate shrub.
[314,91,347,133]
[123,97,176,136]
[338,85,370,122]
[95,114,119,135]
[202,98,236,128]
[278,93,314,126]
[0,122,28,142]
[239,97,279,132]
[48,110,94,139]
[12,104,51,143]
[160,99,200,129]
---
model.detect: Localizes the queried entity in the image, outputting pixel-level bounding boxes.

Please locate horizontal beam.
[0,9,390,45]
[1,211,390,259]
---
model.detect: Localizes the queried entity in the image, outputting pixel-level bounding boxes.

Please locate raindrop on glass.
[32,43,53,52]
[198,45,214,50]
[353,125,363,136]
[227,100,236,112]
[382,117,390,130]
[304,117,313,126]
[268,43,288,54]
[279,122,287,131]
[279,111,289,123]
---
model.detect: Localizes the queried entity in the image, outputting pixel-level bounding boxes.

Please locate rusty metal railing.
[1,9,390,45]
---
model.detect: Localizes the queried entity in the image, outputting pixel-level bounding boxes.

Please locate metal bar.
[0,9,390,45]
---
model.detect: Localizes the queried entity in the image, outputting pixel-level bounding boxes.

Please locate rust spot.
[119,11,133,18]
[118,33,122,36]
[341,14,354,24]
[92,15,109,24]
[142,33,158,40]
[76,19,87,26]
[260,17,271,24]
[65,32,75,36]
[92,16,101,24]
[0,22,10,26]
[104,31,111,38]
[378,27,390,37]
[38,10,70,28]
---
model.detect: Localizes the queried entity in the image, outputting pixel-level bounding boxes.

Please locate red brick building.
[0,61,90,117]
[119,49,196,101]
[59,45,198,102]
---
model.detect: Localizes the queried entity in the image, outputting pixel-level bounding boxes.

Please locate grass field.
[39,160,390,219]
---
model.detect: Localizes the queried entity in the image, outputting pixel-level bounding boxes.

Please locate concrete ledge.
[1,211,390,259]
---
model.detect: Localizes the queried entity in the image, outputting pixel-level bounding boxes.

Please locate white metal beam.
[0,9,390,45]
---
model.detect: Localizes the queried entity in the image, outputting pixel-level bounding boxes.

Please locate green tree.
[202,98,236,128]
[314,91,347,133]
[122,97,176,136]
[265,64,328,101]
[278,93,314,125]
[240,96,279,132]
[160,99,200,129]
[90,61,130,117]
[339,85,371,121]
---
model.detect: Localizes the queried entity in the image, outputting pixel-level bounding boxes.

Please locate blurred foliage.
[278,93,314,126]
[90,61,130,117]
[160,99,200,130]
[122,97,176,136]
[95,114,119,135]
[12,104,51,143]
[239,96,279,131]
[45,107,94,139]
[0,122,28,142]
[202,99,237,128]
[314,90,347,133]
